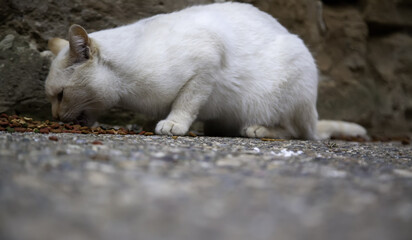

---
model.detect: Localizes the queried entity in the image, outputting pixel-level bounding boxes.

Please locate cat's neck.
[87,22,177,118]
[92,44,162,117]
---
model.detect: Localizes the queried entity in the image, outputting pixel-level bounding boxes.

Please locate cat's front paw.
[155,120,189,136]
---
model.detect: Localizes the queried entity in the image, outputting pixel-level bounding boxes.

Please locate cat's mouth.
[74,111,89,126]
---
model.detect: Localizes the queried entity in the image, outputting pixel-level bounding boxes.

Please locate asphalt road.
[1,132,412,240]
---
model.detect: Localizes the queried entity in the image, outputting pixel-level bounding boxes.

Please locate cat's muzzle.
[74,111,89,126]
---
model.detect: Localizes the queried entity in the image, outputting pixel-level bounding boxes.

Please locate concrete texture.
[1,132,411,240]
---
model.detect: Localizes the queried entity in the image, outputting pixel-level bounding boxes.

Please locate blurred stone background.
[0,0,411,136]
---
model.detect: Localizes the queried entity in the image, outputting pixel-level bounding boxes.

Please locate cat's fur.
[45,2,367,140]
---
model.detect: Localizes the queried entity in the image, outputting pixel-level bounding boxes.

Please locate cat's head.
[45,25,116,126]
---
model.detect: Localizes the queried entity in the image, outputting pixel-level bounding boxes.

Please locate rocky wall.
[0,0,411,135]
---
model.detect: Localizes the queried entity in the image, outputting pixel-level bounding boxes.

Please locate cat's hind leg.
[241,125,292,139]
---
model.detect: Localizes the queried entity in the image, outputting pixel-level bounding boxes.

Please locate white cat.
[45,2,367,140]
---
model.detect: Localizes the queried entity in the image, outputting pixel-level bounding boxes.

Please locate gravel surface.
[1,132,412,240]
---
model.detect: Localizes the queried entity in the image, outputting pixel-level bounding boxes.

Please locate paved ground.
[1,132,412,240]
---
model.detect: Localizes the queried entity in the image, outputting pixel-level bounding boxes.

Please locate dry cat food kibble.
[0,113,409,144]
[48,136,59,141]
[92,140,103,145]
[0,113,136,135]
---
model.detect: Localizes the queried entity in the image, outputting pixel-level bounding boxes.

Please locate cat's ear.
[48,38,69,56]
[68,24,91,63]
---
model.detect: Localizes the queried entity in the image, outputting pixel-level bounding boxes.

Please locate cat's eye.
[57,90,64,102]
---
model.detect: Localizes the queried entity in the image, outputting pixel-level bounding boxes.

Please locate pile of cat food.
[0,113,409,144]
[0,113,143,135]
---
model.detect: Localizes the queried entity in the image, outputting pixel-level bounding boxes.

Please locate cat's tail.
[316,120,368,140]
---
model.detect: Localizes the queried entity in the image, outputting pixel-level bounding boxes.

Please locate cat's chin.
[73,111,95,127]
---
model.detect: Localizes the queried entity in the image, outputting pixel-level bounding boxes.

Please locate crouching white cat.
[45,2,367,140]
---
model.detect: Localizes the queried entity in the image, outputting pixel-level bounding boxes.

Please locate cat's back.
[111,2,288,43]
[157,2,288,36]
[93,2,291,56]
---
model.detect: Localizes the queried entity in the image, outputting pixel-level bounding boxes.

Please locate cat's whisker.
[63,97,105,121]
